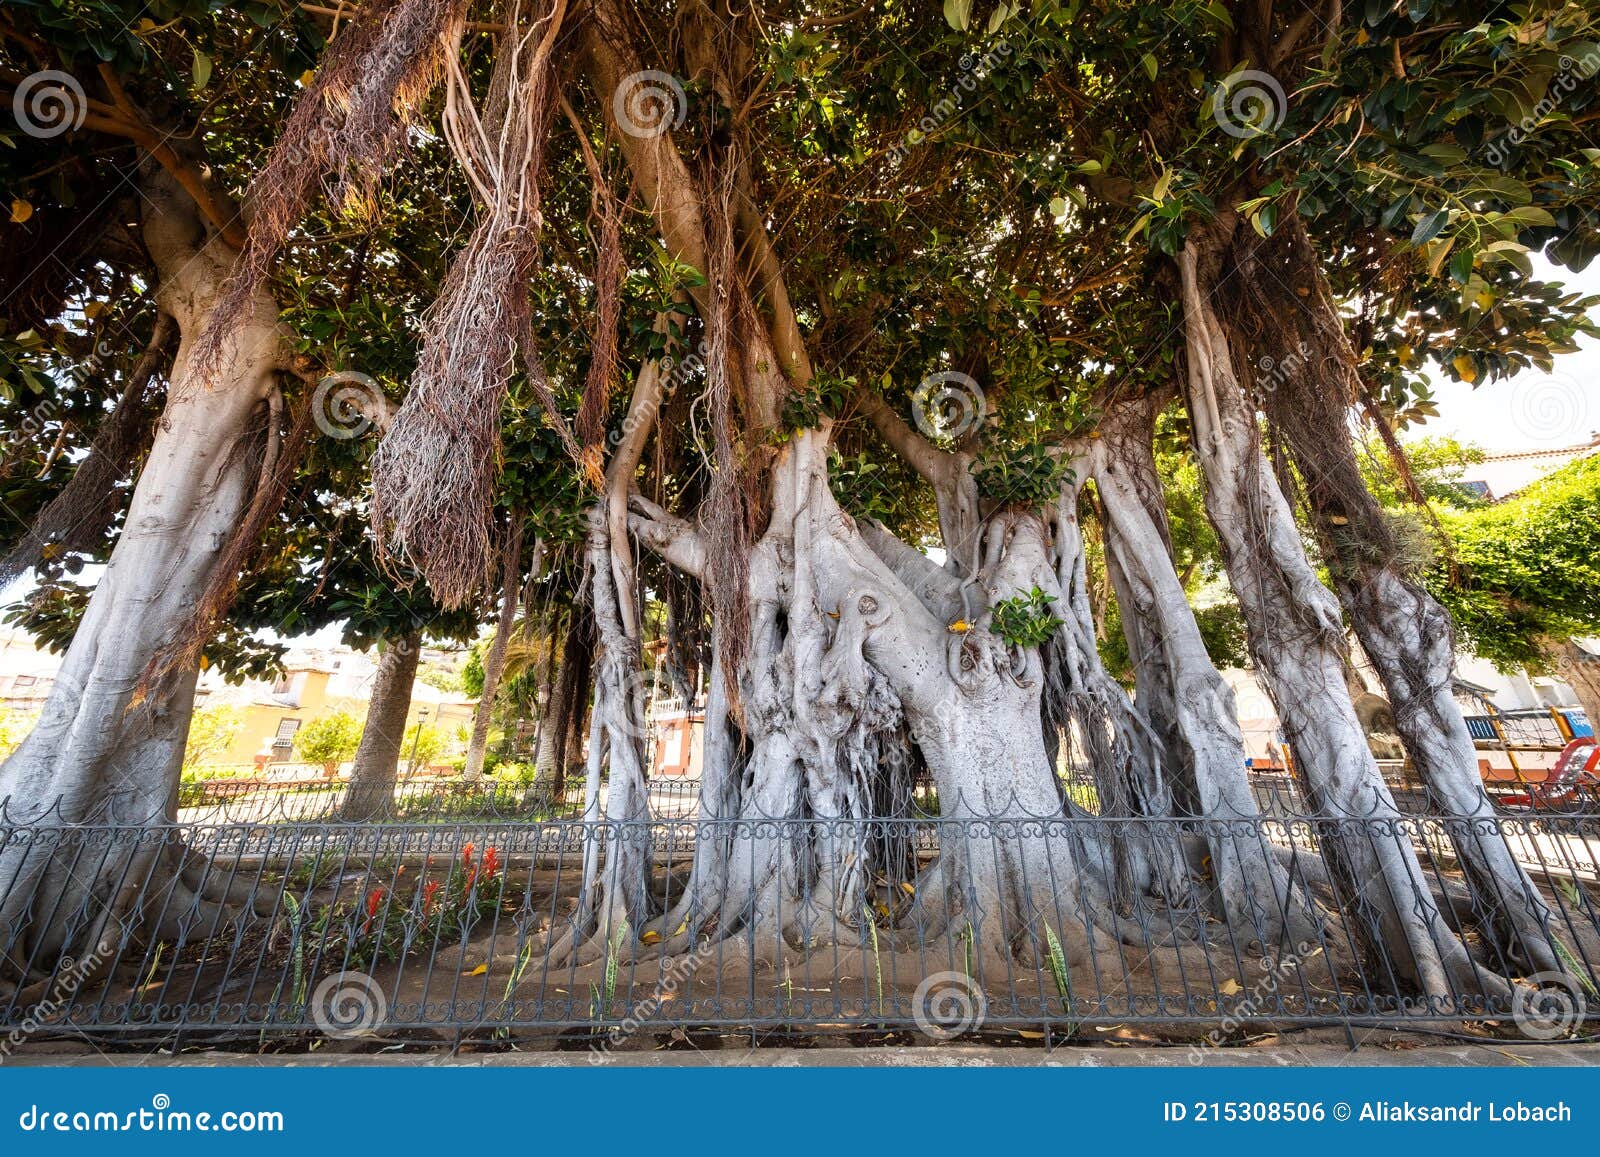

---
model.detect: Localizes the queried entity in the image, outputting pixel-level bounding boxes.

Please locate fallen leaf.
[10,199,33,224]
[1219,978,1242,995]
[463,963,488,977]
[639,930,662,945]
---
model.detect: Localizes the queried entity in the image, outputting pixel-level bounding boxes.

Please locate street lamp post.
[408,707,430,774]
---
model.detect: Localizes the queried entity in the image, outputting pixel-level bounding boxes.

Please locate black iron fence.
[1,808,1597,1053]
[172,754,1600,829]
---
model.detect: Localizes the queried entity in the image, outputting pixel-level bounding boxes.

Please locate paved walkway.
[9,1043,1599,1067]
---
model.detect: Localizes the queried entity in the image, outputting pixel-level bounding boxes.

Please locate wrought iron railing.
[1,808,1596,1053]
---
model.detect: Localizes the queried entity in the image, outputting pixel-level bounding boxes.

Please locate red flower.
[461,842,475,871]
[422,880,441,916]
[481,847,500,881]
[362,886,385,934]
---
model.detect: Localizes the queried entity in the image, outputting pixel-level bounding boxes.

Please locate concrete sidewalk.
[7,1043,1600,1067]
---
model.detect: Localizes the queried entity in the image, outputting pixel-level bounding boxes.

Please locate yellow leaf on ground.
[1219,979,1242,995]
[899,882,916,896]
[640,930,662,945]
[463,963,488,977]
[10,199,33,224]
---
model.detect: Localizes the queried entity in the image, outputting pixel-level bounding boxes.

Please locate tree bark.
[1231,213,1562,975]
[341,630,423,820]
[462,522,526,782]
[0,171,284,979]
[1178,231,1499,1000]
[1089,394,1317,946]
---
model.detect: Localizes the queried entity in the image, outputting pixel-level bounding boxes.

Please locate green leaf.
[1410,209,1448,245]
[943,0,972,31]
[192,48,212,91]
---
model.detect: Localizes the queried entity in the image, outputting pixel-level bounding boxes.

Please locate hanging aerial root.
[370,228,529,607]
[369,0,567,607]
[193,0,470,375]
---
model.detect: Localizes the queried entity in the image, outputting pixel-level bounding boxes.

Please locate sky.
[1413,254,1600,454]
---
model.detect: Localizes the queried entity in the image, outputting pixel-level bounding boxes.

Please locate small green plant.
[353,843,506,962]
[988,587,1063,649]
[970,445,1072,509]
[776,370,854,440]
[1043,923,1077,1035]
[495,940,537,1039]
[591,920,627,1021]
[865,904,884,1017]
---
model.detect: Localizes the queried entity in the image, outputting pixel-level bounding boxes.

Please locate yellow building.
[0,631,475,772]
[194,646,476,769]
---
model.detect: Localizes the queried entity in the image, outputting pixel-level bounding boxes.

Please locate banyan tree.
[3,0,1598,1007]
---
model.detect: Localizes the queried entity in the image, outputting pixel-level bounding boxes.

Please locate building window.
[270,675,292,696]
[275,718,302,741]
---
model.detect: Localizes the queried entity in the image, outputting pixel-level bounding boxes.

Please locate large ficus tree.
[1,0,1595,1006]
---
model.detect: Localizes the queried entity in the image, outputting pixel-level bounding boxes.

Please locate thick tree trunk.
[341,631,424,820]
[1178,234,1499,1000]
[546,357,666,964]
[1089,397,1317,947]
[1047,473,1190,904]
[0,173,283,980]
[632,430,1136,971]
[531,614,582,800]
[462,523,526,782]
[1232,214,1561,975]
[0,314,177,589]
